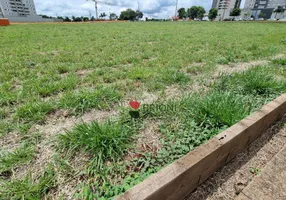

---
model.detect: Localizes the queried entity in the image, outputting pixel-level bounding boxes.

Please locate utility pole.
[95,1,98,19]
[137,0,140,11]
[87,0,116,20]
[136,0,140,21]
[175,0,178,18]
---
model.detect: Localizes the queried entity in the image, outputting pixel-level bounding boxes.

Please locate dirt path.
[186,116,286,200]
[236,144,286,200]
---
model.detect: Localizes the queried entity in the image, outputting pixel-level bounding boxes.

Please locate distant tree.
[244,11,251,18]
[258,12,266,19]
[91,16,95,21]
[40,14,52,19]
[197,6,206,19]
[187,6,205,19]
[146,17,149,21]
[178,8,186,19]
[64,17,71,22]
[230,8,241,17]
[57,16,63,19]
[187,6,199,19]
[136,10,143,19]
[83,17,89,22]
[100,12,107,19]
[73,17,83,22]
[208,8,218,21]
[109,13,118,20]
[274,6,285,18]
[119,9,137,20]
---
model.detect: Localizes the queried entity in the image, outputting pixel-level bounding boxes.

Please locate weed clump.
[0,143,35,176]
[214,67,286,96]
[187,92,253,127]
[272,59,286,66]
[0,166,56,199]
[15,102,54,123]
[59,87,122,113]
[58,121,136,170]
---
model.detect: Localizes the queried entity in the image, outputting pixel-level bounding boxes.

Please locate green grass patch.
[214,67,286,96]
[160,68,190,85]
[0,122,13,137]
[0,166,56,200]
[58,121,137,171]
[0,144,35,176]
[273,58,286,66]
[0,108,8,120]
[59,87,122,113]
[33,75,78,97]
[15,101,54,123]
[0,83,18,107]
[182,92,254,127]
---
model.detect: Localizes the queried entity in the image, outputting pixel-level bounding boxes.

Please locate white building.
[0,0,37,17]
[0,0,63,22]
[212,0,242,20]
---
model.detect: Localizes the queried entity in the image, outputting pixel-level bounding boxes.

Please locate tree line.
[177,6,219,20]
[41,8,144,22]
[177,6,206,20]
[177,6,244,20]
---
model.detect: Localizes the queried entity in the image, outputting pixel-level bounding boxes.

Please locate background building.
[212,0,220,8]
[212,0,242,20]
[0,0,63,22]
[0,6,3,17]
[244,0,286,19]
[0,0,37,17]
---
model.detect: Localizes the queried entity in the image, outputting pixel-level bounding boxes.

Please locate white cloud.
[34,0,213,18]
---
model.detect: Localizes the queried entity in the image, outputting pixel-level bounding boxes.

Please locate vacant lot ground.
[0,22,286,199]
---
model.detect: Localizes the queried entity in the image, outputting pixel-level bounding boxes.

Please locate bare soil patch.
[273,53,286,59]
[140,91,159,104]
[125,121,161,163]
[164,85,186,100]
[236,145,286,200]
[76,69,93,77]
[213,60,269,78]
[0,131,22,152]
[136,121,161,153]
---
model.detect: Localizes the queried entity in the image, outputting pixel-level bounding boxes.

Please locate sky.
[34,0,246,19]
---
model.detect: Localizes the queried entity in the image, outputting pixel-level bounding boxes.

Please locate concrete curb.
[116,94,286,200]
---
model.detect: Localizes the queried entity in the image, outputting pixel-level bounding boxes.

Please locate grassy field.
[0,22,286,199]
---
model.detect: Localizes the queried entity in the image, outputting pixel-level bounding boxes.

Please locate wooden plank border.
[117,94,286,200]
